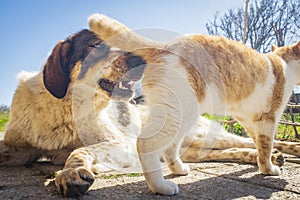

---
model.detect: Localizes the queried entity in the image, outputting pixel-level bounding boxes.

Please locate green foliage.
[103,174,123,179]
[202,113,230,121]
[203,113,244,136]
[47,171,58,179]
[281,113,300,122]
[102,173,142,179]
[0,112,9,132]
[224,122,244,136]
[125,173,142,177]
[276,123,300,142]
[203,113,300,141]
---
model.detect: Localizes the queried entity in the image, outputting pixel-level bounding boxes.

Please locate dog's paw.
[55,167,94,197]
[150,180,179,195]
[271,149,285,167]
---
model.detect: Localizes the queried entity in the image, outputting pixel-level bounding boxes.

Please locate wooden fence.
[279,103,300,139]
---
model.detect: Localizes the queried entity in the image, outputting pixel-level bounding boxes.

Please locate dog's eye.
[90,43,101,48]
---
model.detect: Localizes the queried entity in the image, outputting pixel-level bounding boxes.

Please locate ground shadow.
[86,165,289,200]
[0,162,291,200]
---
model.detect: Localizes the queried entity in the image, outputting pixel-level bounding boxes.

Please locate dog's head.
[43,29,146,101]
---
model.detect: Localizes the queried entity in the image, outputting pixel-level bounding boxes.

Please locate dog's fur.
[0,14,299,197]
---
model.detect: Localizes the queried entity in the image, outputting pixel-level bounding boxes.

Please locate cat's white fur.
[89,14,300,195]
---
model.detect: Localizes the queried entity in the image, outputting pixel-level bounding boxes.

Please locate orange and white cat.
[90,14,300,195]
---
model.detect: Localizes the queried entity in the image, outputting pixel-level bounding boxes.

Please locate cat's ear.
[271,45,278,52]
[292,41,300,56]
[43,40,72,99]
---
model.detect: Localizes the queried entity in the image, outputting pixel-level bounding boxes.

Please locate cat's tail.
[89,14,161,51]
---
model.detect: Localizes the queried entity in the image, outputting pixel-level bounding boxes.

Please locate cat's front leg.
[256,133,281,175]
[244,119,281,175]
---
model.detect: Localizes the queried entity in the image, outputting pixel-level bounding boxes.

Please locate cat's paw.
[259,164,281,175]
[150,179,179,195]
[268,165,281,175]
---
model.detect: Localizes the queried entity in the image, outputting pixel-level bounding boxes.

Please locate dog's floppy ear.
[43,40,72,99]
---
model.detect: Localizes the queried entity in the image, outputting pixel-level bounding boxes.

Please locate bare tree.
[289,0,300,39]
[206,0,300,52]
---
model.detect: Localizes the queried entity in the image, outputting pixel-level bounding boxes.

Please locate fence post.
[290,92,300,139]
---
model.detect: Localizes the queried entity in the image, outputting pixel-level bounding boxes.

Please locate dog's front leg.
[55,141,137,197]
[55,146,96,197]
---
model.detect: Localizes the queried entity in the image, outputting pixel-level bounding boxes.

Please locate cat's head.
[272,41,300,82]
[271,41,300,65]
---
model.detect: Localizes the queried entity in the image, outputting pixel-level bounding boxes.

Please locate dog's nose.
[123,54,146,81]
[133,79,143,98]
[125,54,146,70]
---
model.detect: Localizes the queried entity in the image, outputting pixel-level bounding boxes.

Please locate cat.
[89,14,300,195]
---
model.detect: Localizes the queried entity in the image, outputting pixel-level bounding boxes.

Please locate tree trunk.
[242,0,250,44]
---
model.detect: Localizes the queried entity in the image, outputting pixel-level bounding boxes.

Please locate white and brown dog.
[0,14,299,198]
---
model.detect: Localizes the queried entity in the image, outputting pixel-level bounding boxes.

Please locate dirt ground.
[0,132,300,200]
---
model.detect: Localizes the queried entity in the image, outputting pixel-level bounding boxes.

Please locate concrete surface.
[1,160,300,200]
[0,131,299,200]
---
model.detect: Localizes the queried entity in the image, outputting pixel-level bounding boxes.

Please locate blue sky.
[0,0,243,105]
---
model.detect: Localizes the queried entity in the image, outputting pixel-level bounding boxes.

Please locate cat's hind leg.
[137,138,180,196]
[163,142,190,175]
[137,96,192,195]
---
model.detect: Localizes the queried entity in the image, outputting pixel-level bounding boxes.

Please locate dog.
[0,15,298,198]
